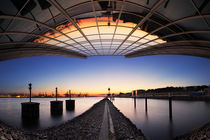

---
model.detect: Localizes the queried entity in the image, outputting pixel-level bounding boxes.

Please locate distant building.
[136,89,146,96]
[190,91,200,96]
[64,93,69,97]
[132,89,146,97]
[190,90,205,96]
[118,92,131,97]
[132,90,136,97]
[204,87,210,96]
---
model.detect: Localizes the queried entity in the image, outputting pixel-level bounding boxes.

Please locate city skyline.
[1,55,210,95]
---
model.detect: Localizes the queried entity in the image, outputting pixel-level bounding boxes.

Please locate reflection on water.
[21,118,40,129]
[145,97,148,113]
[0,97,102,131]
[112,98,210,140]
[169,98,173,121]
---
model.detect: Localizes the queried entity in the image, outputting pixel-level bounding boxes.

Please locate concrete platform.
[50,101,63,115]
[21,102,40,119]
[66,100,75,110]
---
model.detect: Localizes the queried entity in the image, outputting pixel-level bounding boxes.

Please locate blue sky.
[0,55,210,94]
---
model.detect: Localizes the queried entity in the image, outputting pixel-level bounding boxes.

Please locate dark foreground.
[174,122,210,140]
[0,98,209,140]
[0,98,146,140]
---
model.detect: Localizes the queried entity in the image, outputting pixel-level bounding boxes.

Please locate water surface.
[0,97,209,140]
[112,97,210,140]
[0,97,102,131]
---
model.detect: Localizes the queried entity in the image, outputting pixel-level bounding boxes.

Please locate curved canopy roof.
[0,0,210,61]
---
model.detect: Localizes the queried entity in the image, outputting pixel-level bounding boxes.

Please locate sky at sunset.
[0,55,210,95]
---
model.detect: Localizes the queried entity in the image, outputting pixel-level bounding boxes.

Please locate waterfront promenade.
[0,98,209,140]
[0,98,146,140]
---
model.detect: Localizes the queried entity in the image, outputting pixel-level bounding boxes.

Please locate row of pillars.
[21,83,75,120]
[134,96,172,120]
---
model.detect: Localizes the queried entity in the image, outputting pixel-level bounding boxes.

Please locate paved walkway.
[99,100,115,140]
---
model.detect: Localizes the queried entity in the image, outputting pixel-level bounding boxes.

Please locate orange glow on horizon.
[5,88,131,97]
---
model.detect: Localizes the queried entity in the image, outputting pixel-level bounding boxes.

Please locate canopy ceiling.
[0,0,210,61]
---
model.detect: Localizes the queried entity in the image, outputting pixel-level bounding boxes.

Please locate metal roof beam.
[191,0,210,28]
[126,40,210,59]
[120,15,210,55]
[108,0,125,54]
[28,9,179,38]
[47,0,99,55]
[26,0,190,42]
[0,31,90,56]
[0,42,87,61]
[91,0,104,55]
[2,0,30,43]
[112,0,167,55]
[0,15,92,55]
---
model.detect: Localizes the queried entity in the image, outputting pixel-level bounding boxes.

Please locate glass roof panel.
[32,16,166,56]
[126,36,140,42]
[56,43,67,47]
[74,37,87,43]
[99,26,115,34]
[65,40,75,44]
[114,35,127,40]
[66,31,82,39]
[137,39,150,44]
[56,36,69,42]
[82,27,98,35]
[147,41,159,46]
[45,39,60,45]
[100,34,113,39]
[86,35,100,40]
[115,26,133,35]
[132,29,148,38]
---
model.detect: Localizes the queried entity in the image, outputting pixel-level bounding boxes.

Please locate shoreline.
[107,100,146,139]
[1,96,210,101]
[115,96,210,101]
[174,122,210,140]
[0,96,102,98]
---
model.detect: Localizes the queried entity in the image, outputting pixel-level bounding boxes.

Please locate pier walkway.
[99,101,115,140]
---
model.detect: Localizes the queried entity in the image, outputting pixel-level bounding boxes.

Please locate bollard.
[50,100,63,115]
[66,100,75,110]
[21,102,40,119]
[21,83,40,120]
[50,87,63,115]
[66,90,75,110]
